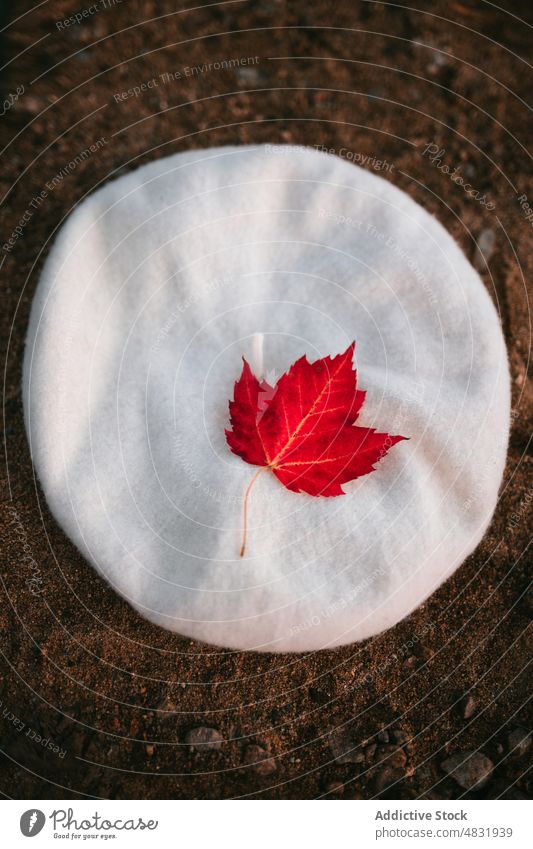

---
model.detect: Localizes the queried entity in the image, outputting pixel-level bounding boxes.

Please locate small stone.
[185,727,223,751]
[328,727,363,764]
[473,228,496,271]
[462,695,477,720]
[235,66,262,85]
[441,751,493,790]
[243,744,277,776]
[377,729,390,743]
[416,764,435,785]
[22,96,42,114]
[403,655,418,672]
[507,727,531,758]
[393,729,410,745]
[426,49,448,74]
[419,646,434,662]
[373,767,405,794]
[377,744,407,770]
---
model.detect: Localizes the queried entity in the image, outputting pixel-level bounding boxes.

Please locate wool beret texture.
[23,145,510,651]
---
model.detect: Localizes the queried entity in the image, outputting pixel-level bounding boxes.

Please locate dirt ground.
[1,0,531,799]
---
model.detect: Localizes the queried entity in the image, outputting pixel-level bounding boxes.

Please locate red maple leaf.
[226,342,407,556]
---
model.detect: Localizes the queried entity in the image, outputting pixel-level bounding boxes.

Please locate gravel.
[507,727,531,758]
[185,727,224,752]
[473,228,496,271]
[376,744,408,770]
[441,751,494,790]
[243,744,277,776]
[328,726,364,764]
[373,767,406,795]
[462,695,478,720]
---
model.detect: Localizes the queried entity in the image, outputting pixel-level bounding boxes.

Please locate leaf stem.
[240,467,265,557]
[251,332,264,380]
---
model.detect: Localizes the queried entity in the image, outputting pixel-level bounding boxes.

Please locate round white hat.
[23,145,510,651]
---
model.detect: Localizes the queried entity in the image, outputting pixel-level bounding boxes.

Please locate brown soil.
[1,0,531,799]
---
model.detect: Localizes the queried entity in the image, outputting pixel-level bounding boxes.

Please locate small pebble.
[235,66,262,85]
[473,228,496,271]
[441,751,493,790]
[243,744,277,776]
[373,766,405,794]
[462,695,477,720]
[377,744,408,770]
[416,764,435,784]
[426,49,448,74]
[507,726,531,758]
[393,729,410,745]
[328,727,363,764]
[185,727,223,751]
[22,96,42,114]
